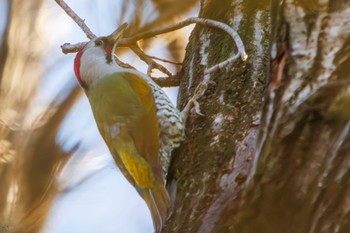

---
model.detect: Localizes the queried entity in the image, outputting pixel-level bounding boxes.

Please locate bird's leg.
[181,76,216,123]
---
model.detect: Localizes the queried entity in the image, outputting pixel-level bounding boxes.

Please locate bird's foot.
[181,79,216,123]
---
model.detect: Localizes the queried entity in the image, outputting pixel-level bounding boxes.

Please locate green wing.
[87,72,162,188]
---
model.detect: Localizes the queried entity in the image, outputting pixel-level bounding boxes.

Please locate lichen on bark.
[165,0,350,232]
[165,0,270,232]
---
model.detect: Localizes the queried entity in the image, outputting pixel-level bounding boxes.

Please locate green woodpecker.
[73,24,185,232]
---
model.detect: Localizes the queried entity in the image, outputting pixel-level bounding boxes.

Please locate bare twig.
[61,42,88,54]
[56,0,248,87]
[54,0,96,39]
[146,55,182,66]
[60,42,87,54]
[123,17,248,75]
[151,73,182,87]
[119,17,247,59]
[61,17,247,63]
[130,44,173,77]
[114,56,137,70]
[204,53,241,75]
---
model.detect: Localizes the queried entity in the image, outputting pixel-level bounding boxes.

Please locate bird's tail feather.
[140,183,170,233]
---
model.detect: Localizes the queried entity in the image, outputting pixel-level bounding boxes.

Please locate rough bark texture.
[225,1,350,233]
[165,0,350,232]
[165,0,270,232]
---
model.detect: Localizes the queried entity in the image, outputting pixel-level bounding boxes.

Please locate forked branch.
[61,17,248,63]
[119,17,248,62]
[55,0,248,87]
[130,44,173,77]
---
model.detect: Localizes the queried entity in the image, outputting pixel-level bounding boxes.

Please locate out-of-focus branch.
[54,0,96,39]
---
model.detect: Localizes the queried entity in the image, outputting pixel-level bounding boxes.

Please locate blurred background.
[0,0,198,232]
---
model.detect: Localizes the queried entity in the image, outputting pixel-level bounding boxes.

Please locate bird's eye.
[95,39,104,46]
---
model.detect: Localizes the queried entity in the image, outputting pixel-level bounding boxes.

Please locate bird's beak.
[107,23,128,44]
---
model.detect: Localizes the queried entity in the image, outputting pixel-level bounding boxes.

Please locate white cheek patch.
[80,46,121,86]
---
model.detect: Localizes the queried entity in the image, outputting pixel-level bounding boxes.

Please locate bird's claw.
[192,99,205,116]
[181,78,215,122]
[181,96,205,123]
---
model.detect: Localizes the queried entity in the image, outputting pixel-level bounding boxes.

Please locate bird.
[73,23,185,232]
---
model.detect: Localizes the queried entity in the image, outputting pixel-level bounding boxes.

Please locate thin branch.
[121,17,248,75]
[204,53,240,75]
[55,0,248,86]
[61,17,247,62]
[119,17,247,62]
[60,42,87,54]
[62,42,87,54]
[54,0,96,39]
[130,44,173,77]
[113,55,136,70]
[151,73,181,87]
[146,55,182,66]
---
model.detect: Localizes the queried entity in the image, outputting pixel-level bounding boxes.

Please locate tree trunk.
[165,0,270,232]
[165,0,350,232]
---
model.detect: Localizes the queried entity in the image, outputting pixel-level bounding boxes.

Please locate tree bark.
[165,0,270,232]
[165,0,350,232]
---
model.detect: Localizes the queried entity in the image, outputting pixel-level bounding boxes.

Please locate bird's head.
[74,23,128,89]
